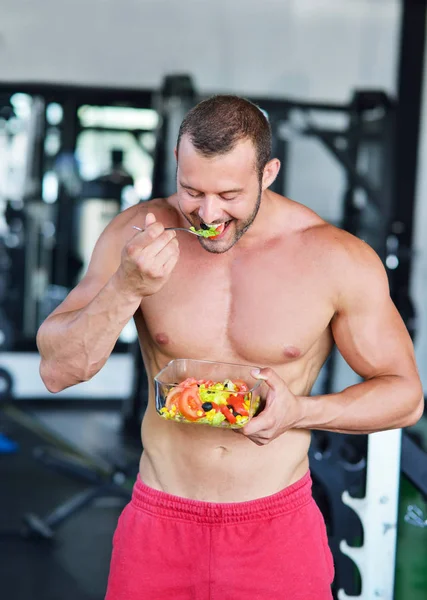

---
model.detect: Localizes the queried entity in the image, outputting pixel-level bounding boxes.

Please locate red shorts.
[105,470,334,599]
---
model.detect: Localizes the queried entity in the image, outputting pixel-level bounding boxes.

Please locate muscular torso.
[130,196,335,501]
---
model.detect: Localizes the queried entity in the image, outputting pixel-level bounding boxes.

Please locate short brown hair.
[177,95,271,180]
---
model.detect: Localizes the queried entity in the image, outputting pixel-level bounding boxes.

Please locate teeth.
[201,221,229,236]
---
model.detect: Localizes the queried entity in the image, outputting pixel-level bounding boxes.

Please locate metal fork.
[132,225,204,237]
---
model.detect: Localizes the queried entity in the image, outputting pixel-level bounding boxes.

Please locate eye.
[220,194,238,201]
[186,190,202,198]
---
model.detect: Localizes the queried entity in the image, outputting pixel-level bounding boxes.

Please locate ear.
[261,159,281,191]
[174,147,178,161]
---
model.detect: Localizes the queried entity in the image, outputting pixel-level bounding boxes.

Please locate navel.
[155,332,170,345]
[284,346,301,359]
[215,446,230,457]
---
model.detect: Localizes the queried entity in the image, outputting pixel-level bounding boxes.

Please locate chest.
[139,242,334,366]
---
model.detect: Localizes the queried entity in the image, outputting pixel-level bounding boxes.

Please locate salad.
[159,377,260,428]
[190,225,220,238]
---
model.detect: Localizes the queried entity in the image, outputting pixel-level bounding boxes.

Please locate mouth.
[201,221,232,239]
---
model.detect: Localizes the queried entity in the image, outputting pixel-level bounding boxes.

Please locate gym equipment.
[1,403,136,540]
[22,448,133,540]
[76,148,134,276]
[338,430,402,600]
[0,85,156,346]
[401,431,427,498]
[388,0,427,343]
[310,433,366,596]
[151,74,196,199]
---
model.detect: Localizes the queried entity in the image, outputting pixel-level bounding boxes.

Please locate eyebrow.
[179,182,243,194]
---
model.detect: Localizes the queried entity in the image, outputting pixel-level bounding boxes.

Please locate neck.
[234,189,280,249]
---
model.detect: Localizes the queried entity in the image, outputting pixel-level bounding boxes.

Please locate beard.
[181,186,262,255]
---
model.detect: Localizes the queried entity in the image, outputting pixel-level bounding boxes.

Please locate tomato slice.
[227,395,249,416]
[165,386,183,409]
[179,387,204,421]
[220,405,237,424]
[198,379,214,388]
[233,379,249,393]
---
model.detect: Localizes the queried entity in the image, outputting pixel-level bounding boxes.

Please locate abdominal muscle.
[138,389,312,503]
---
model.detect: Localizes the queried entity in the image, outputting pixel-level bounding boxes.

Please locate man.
[37,96,423,599]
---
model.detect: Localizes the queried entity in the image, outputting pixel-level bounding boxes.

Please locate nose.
[198,196,223,224]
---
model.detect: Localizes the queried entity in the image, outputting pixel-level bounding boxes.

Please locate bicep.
[331,251,417,380]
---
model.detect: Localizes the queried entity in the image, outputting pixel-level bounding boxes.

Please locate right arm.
[37,212,179,392]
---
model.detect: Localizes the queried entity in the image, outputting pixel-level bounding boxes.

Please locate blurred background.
[0,0,426,598]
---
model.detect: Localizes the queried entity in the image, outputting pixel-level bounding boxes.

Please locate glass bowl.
[154,359,265,429]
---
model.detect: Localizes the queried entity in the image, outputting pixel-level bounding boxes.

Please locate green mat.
[395,475,427,599]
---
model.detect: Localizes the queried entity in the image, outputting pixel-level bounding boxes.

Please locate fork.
[132,225,204,237]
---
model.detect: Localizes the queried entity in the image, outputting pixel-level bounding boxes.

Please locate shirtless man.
[37,96,423,600]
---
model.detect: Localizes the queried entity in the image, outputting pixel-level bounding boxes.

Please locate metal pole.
[388,0,427,337]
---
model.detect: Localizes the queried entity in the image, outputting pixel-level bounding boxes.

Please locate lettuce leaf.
[211,412,226,426]
[190,226,220,238]
[199,385,230,406]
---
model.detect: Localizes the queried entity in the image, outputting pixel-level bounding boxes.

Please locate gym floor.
[0,402,141,600]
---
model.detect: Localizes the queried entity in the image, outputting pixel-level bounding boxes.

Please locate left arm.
[297,245,423,434]
[243,241,423,444]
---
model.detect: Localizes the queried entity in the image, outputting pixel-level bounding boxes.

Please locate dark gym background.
[1,1,427,599]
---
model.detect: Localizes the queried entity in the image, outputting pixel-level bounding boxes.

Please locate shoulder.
[303,221,389,311]
[286,194,381,272]
[281,198,390,310]
[307,222,385,275]
[301,218,376,261]
[273,196,390,313]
